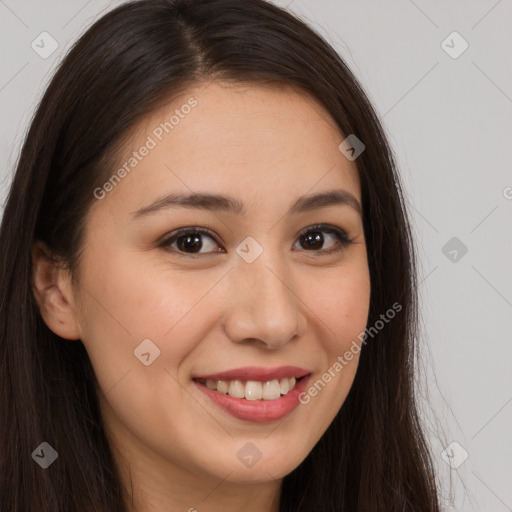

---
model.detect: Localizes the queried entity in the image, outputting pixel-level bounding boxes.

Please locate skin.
[32,81,371,512]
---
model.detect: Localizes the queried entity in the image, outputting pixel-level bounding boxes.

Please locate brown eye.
[300,231,324,250]
[160,228,223,255]
[159,224,353,258]
[294,224,353,254]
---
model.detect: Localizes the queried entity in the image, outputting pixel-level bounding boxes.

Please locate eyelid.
[297,223,347,239]
[160,225,218,243]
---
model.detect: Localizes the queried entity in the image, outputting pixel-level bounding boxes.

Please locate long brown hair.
[0,0,441,510]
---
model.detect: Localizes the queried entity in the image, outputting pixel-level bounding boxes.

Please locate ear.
[31,240,82,340]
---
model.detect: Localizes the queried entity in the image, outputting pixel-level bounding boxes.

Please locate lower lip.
[193,375,311,423]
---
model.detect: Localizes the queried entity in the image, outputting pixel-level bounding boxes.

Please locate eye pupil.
[302,232,323,250]
[178,234,202,253]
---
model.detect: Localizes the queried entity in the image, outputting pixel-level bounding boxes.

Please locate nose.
[223,253,307,349]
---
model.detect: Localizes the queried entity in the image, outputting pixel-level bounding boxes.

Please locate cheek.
[311,265,371,348]
[76,252,210,435]
[75,250,210,392]
[298,265,370,417]
[79,248,211,338]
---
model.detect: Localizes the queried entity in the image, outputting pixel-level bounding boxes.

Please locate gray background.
[1,1,511,510]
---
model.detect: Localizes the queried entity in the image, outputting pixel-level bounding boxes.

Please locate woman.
[0,0,441,510]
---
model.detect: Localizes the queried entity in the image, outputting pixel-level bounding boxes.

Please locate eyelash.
[159,223,355,258]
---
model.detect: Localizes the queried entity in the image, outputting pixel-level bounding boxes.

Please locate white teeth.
[201,377,299,400]
[228,380,245,399]
[262,379,281,400]
[245,380,263,400]
[216,380,229,394]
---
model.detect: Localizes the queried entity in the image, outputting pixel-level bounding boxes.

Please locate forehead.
[91,81,361,220]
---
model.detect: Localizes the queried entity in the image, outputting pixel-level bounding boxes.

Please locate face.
[49,82,371,486]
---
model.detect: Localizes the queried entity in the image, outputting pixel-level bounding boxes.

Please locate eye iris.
[177,234,202,253]
[302,231,323,250]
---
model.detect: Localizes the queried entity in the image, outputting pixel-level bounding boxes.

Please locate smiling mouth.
[194,376,306,401]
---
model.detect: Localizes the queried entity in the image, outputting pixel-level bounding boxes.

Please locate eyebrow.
[131,188,362,219]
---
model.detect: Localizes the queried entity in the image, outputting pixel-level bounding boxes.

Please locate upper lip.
[192,366,311,382]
